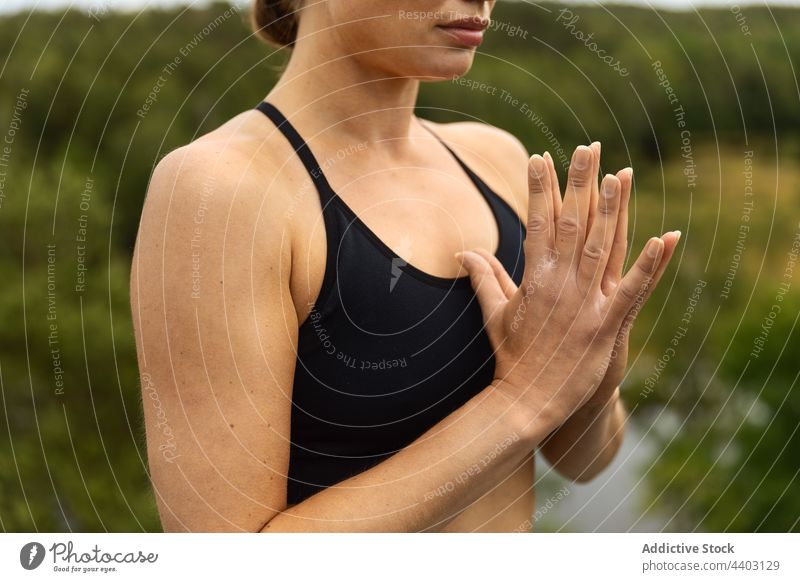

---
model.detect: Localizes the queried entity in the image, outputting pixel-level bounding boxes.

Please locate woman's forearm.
[538,387,626,482]
[260,382,556,532]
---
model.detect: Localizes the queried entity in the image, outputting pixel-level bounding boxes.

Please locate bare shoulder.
[421,118,530,220]
[131,111,306,321]
[143,114,294,222]
[136,112,298,262]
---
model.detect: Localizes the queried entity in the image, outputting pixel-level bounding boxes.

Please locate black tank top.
[255,101,527,505]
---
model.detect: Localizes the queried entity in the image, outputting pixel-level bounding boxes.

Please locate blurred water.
[535,419,671,532]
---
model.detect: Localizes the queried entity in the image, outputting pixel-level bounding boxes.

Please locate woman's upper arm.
[130,144,298,532]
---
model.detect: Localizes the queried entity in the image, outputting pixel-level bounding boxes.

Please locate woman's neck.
[264,33,423,154]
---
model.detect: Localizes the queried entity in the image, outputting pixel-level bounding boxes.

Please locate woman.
[130,0,679,532]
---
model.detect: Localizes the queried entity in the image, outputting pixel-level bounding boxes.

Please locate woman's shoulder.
[146,110,298,215]
[421,118,530,220]
[135,110,299,276]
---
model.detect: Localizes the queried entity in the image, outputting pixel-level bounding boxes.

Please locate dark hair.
[251,0,299,49]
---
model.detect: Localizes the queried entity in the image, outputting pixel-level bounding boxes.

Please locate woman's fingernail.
[574,146,591,170]
[530,155,545,178]
[603,176,618,198]
[673,230,682,241]
[454,252,463,262]
[646,238,661,259]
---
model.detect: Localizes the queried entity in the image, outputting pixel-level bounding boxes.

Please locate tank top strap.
[254,101,338,208]
[420,120,516,218]
[417,118,498,204]
[417,118,457,155]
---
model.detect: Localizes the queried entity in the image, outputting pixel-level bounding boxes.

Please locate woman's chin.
[359,44,476,81]
[408,53,476,82]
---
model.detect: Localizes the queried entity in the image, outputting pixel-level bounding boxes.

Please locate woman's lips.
[436,25,485,47]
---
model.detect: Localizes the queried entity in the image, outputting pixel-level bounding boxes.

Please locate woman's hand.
[581,149,679,411]
[457,144,679,428]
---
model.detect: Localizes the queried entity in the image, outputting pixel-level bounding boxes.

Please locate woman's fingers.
[605,236,664,327]
[556,145,594,271]
[602,167,633,295]
[639,230,680,301]
[612,230,681,336]
[585,141,602,238]
[524,154,555,274]
[543,151,562,221]
[578,174,621,293]
[473,247,517,300]
[456,250,508,346]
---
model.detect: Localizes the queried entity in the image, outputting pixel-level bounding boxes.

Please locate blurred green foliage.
[0,1,797,531]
